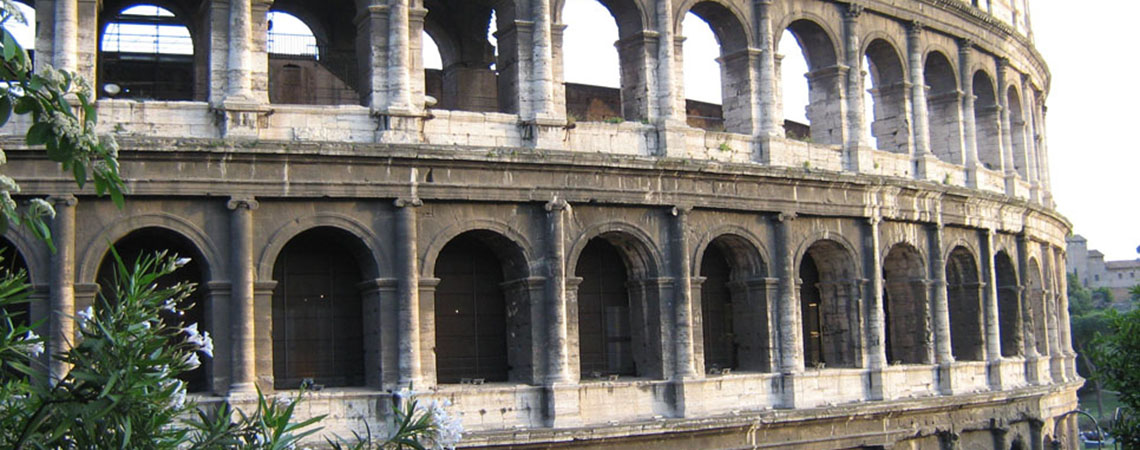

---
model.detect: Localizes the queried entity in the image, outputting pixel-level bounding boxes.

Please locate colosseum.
[1,0,1079,447]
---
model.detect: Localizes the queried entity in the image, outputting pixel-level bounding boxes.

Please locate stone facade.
[1066,235,1139,308]
[1,0,1079,448]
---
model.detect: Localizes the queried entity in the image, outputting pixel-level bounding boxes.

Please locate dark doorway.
[434,234,509,383]
[700,244,735,371]
[576,239,635,377]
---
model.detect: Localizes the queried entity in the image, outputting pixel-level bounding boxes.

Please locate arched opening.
[267,5,361,106]
[799,240,859,369]
[882,244,931,365]
[923,51,963,163]
[680,3,751,134]
[946,247,984,361]
[973,70,1002,170]
[994,251,1021,358]
[576,238,635,378]
[434,230,530,384]
[1025,259,1046,355]
[700,235,771,373]
[780,20,840,144]
[559,0,633,123]
[98,4,196,100]
[863,39,909,153]
[1007,86,1028,178]
[271,227,366,389]
[95,227,209,392]
[0,237,31,328]
[423,0,517,113]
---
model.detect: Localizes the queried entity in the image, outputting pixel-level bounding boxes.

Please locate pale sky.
[10,2,1131,261]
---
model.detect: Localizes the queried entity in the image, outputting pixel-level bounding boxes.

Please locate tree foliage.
[1088,308,1140,447]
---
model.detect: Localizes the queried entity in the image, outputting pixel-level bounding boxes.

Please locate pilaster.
[226,195,259,395]
[394,197,423,387]
[907,22,931,157]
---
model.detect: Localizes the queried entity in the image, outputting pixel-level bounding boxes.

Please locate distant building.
[1066,235,1139,307]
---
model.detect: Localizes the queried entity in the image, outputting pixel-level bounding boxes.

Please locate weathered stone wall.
[0,0,1080,448]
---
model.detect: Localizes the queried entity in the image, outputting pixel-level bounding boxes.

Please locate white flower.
[160,298,177,312]
[174,257,192,268]
[76,306,94,325]
[16,331,44,358]
[27,198,55,219]
[0,174,19,192]
[164,379,186,409]
[182,351,201,371]
[426,399,463,449]
[197,331,214,359]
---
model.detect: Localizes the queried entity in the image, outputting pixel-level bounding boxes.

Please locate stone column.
[906,22,931,156]
[1016,234,1038,359]
[225,0,255,102]
[982,229,1001,362]
[1021,78,1041,201]
[866,217,886,370]
[654,0,682,123]
[997,59,1016,184]
[775,212,802,374]
[227,196,258,395]
[672,206,697,379]
[47,194,77,383]
[930,224,953,364]
[528,0,556,120]
[544,199,570,384]
[386,0,413,113]
[364,4,391,111]
[842,4,866,171]
[958,39,981,186]
[754,0,781,139]
[1054,247,1075,379]
[52,0,78,72]
[394,197,423,387]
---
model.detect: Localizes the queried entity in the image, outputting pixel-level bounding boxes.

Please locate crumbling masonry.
[2,0,1078,447]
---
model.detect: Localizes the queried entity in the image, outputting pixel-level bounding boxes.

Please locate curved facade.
[2,0,1079,448]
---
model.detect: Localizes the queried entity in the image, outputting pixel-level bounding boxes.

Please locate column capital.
[776,211,797,223]
[544,198,569,212]
[394,197,423,208]
[958,37,975,52]
[843,2,865,19]
[671,204,693,216]
[48,194,78,207]
[227,196,259,211]
[907,20,924,36]
[866,215,881,226]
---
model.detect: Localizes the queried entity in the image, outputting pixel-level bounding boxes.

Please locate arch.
[799,238,861,369]
[973,70,1002,170]
[97,3,197,100]
[946,246,984,361]
[882,243,932,365]
[433,231,522,383]
[692,227,769,279]
[1007,85,1029,178]
[423,0,520,113]
[0,227,47,287]
[78,213,224,285]
[422,219,534,281]
[559,0,644,123]
[568,221,662,279]
[270,226,368,389]
[994,251,1021,357]
[1025,257,1046,355]
[924,50,964,163]
[575,237,637,377]
[95,226,211,393]
[780,18,843,145]
[266,1,363,106]
[699,233,773,373]
[864,38,910,153]
[0,236,32,327]
[257,213,384,282]
[679,1,753,133]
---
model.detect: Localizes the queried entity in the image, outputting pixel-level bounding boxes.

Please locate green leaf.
[0,95,12,128]
[72,163,87,188]
[2,30,16,62]
[25,121,50,146]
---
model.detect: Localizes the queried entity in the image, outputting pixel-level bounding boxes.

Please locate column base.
[542,383,582,428]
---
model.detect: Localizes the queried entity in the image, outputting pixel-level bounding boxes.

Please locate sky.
[8,1,1133,261]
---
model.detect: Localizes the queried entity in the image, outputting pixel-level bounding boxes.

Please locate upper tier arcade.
[4,0,1053,206]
